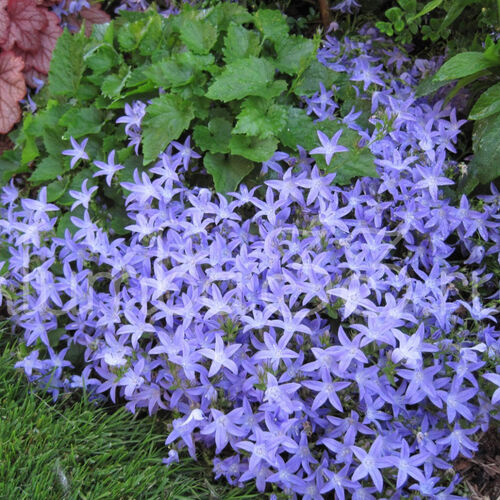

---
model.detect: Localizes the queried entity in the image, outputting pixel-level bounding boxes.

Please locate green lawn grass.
[0,330,258,500]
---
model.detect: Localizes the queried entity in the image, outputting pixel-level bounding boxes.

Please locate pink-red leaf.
[24,10,62,74]
[0,0,8,46]
[1,0,47,52]
[70,4,111,37]
[0,51,26,134]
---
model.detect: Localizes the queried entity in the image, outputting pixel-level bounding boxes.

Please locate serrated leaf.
[204,153,254,193]
[433,52,498,82]
[116,10,162,53]
[30,101,70,135]
[59,107,104,139]
[254,9,289,42]
[292,60,340,97]
[85,44,120,75]
[234,97,288,138]
[274,35,316,76]
[278,107,318,150]
[21,134,39,165]
[43,129,66,158]
[469,83,500,120]
[141,94,194,164]
[77,81,100,101]
[28,157,64,185]
[48,29,86,96]
[145,52,214,89]
[327,148,378,184]
[0,150,26,185]
[223,23,261,63]
[229,134,278,162]
[193,118,232,153]
[206,56,275,102]
[102,65,131,98]
[179,17,218,55]
[206,3,254,31]
[46,178,69,202]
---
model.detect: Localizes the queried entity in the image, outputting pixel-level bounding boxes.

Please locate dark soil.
[454,426,500,500]
[0,134,13,155]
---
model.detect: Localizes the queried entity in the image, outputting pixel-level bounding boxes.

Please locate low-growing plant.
[0,2,377,216]
[1,25,499,498]
[375,0,498,46]
[417,35,500,192]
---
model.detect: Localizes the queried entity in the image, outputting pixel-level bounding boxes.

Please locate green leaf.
[85,44,121,75]
[278,107,318,150]
[48,29,86,96]
[206,56,275,102]
[234,97,288,138]
[274,35,316,76]
[409,0,443,21]
[57,169,98,206]
[292,60,340,97]
[441,0,472,28]
[309,123,377,183]
[433,52,499,82]
[30,101,70,135]
[193,118,232,154]
[117,10,163,53]
[203,153,254,193]
[463,112,500,190]
[179,17,218,55]
[56,212,79,238]
[328,148,378,184]
[229,135,278,162]
[102,65,131,98]
[254,9,289,42]
[46,178,69,202]
[145,52,214,89]
[109,205,131,235]
[375,21,394,36]
[206,3,253,31]
[59,107,104,139]
[141,94,195,164]
[28,157,64,185]
[43,129,66,158]
[21,134,39,165]
[222,23,261,64]
[76,82,100,101]
[0,150,26,185]
[415,73,450,97]
[385,6,403,23]
[469,83,500,120]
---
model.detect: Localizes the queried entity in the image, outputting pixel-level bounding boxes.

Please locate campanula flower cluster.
[2,23,499,500]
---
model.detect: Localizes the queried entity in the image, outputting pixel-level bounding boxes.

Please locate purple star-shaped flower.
[62,136,89,169]
[310,130,348,166]
[93,150,124,186]
[198,334,241,377]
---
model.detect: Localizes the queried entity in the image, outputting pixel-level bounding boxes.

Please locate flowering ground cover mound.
[0,2,499,499]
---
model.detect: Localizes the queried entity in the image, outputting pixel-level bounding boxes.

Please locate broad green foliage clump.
[0,2,376,212]
[375,0,498,45]
[418,35,500,191]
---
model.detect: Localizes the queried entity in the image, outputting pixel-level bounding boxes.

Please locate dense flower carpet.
[0,0,499,498]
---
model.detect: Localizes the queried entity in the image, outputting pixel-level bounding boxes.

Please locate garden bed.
[0,1,499,499]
